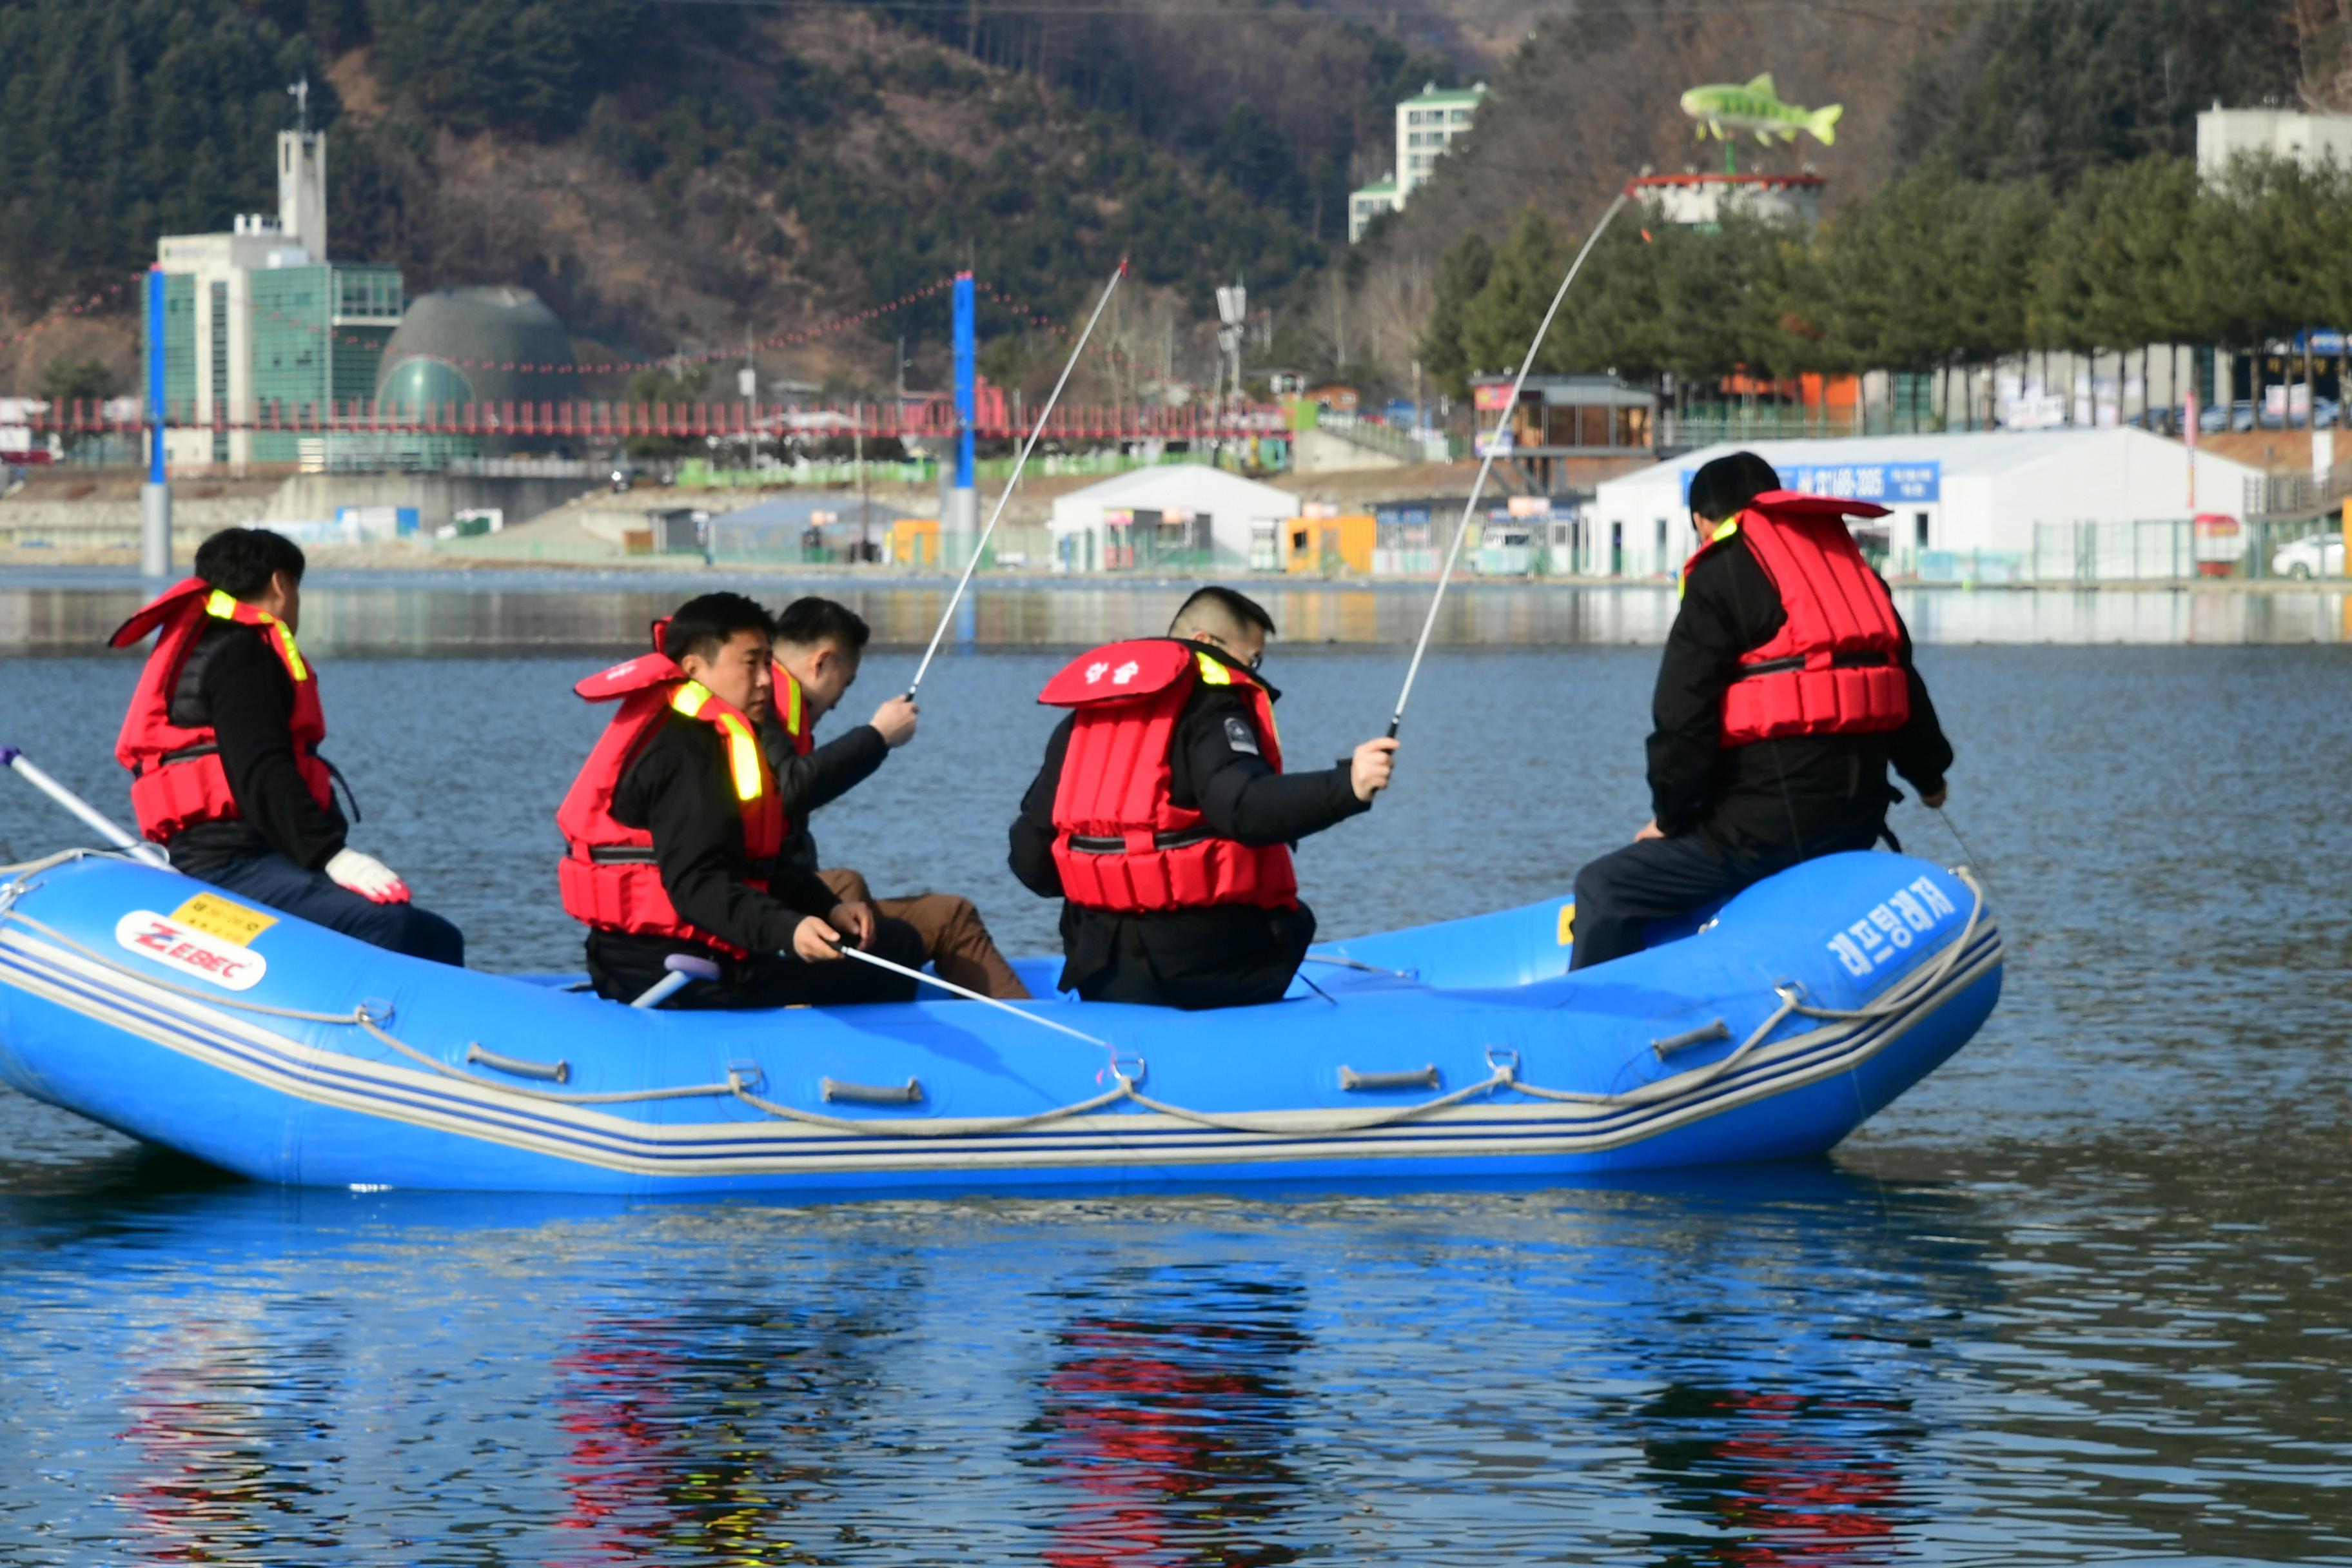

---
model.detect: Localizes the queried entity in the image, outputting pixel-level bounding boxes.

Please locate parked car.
[2315,397,2341,429]
[2271,533,2345,578]
[2199,402,2230,433]
[2231,400,2258,431]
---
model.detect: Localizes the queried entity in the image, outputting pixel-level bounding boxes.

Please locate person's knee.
[925,894,981,941]
[393,906,466,967]
[1572,857,1614,914]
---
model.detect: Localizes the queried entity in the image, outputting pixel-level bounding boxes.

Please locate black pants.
[1569,825,1878,971]
[587,918,927,1008]
[188,851,466,966]
[1061,901,1317,1010]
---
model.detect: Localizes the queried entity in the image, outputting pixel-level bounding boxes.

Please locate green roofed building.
[1348,81,1487,244]
[1348,178,1399,244]
[151,128,405,472]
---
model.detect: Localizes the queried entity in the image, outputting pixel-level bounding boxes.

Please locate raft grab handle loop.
[1339,1064,1441,1092]
[1651,1019,1732,1058]
[466,1043,570,1084]
[823,1076,923,1106]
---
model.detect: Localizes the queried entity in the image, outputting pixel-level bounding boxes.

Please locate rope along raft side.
[0,854,1990,1142]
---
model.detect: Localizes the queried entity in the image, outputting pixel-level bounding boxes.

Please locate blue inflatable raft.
[0,850,1999,1195]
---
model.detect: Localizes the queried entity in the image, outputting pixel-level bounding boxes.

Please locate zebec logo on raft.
[113,910,268,992]
[1825,876,1957,979]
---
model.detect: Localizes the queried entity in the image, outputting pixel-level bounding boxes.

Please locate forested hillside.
[0,0,1473,395]
[1362,0,2317,404]
[0,0,2331,405]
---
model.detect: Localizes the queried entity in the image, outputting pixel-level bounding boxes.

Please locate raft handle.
[1651,1019,1732,1058]
[465,1042,571,1084]
[822,1076,923,1106]
[1338,1064,1440,1092]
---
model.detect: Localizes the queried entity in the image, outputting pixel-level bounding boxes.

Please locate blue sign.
[1681,460,1939,505]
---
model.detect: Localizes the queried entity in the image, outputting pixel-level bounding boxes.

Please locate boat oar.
[0,745,171,868]
[904,259,1128,701]
[830,938,1117,1052]
[1387,191,1630,740]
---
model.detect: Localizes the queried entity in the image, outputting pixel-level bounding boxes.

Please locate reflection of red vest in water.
[556,653,785,958]
[110,578,335,843]
[1039,1317,1264,1568]
[1681,491,1910,748]
[1039,640,1297,914]
[1680,1388,1903,1564]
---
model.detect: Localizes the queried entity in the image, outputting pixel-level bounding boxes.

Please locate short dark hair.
[663,592,775,664]
[1168,585,1277,642]
[1687,452,1782,524]
[772,596,870,653]
[193,528,306,600]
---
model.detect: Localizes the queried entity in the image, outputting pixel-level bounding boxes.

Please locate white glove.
[326,848,411,905]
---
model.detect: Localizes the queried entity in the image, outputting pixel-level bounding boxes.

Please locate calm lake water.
[1,577,2347,1563]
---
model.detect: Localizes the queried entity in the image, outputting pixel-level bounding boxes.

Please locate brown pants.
[819,868,1032,1000]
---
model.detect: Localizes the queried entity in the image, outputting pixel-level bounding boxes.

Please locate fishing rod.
[904,259,1128,701]
[833,939,1117,1051]
[1387,191,1630,740]
[1,745,171,867]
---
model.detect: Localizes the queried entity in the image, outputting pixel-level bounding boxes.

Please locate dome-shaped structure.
[375,286,580,431]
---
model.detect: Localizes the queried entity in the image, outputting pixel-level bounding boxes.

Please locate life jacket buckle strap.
[1065,828,1214,855]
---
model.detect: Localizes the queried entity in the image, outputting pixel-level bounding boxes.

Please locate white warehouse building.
[1048,465,1300,573]
[1583,430,2264,582]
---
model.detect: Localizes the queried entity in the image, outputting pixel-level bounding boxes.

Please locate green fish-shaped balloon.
[1679,74,1842,146]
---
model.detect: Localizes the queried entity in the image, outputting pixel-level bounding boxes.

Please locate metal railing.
[1315,410,1456,463]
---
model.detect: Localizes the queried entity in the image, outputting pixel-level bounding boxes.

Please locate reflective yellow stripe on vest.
[671,680,765,801]
[1195,651,1233,686]
[1677,518,1743,601]
[782,667,805,740]
[205,588,309,681]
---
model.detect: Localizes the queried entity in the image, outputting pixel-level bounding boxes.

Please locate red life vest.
[108,577,335,844]
[554,652,787,958]
[1039,639,1298,914]
[769,660,816,760]
[1682,490,1911,747]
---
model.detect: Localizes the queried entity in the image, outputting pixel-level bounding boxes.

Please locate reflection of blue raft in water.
[0,852,1999,1195]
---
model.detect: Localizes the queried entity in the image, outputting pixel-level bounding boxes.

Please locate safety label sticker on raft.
[114,910,268,991]
[1825,876,1956,977]
[168,892,277,947]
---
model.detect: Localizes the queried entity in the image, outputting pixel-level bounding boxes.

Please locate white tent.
[1048,466,1297,573]
[1585,429,2264,582]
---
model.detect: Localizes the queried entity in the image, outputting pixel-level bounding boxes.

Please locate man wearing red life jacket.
[108,527,464,965]
[1008,587,1396,1010]
[756,596,1032,1001]
[559,591,925,1007]
[1569,452,1955,970]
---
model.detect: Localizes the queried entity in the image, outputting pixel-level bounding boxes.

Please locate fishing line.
[904,259,1127,701]
[1928,803,2002,905]
[1387,191,1629,740]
